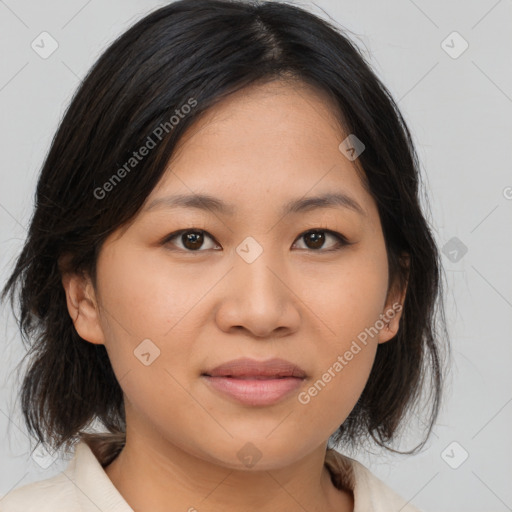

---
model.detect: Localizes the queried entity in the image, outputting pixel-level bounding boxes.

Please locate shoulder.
[0,463,78,512]
[350,457,422,512]
[1,440,131,512]
[325,448,423,512]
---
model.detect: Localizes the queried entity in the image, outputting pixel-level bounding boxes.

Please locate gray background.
[1,1,511,511]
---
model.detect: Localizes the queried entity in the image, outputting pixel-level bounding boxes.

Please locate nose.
[215,246,301,339]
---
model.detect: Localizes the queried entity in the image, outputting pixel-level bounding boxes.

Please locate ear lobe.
[378,253,409,345]
[61,271,105,345]
[377,301,404,344]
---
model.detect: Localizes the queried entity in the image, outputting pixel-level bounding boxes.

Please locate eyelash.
[161,228,352,254]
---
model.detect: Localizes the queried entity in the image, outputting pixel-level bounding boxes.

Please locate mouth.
[201,358,306,407]
[201,358,306,406]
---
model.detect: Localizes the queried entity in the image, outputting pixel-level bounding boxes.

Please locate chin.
[196,437,317,471]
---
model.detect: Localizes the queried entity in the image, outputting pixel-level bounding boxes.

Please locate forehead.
[144,79,374,222]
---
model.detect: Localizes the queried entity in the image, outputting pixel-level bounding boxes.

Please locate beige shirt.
[0,441,421,511]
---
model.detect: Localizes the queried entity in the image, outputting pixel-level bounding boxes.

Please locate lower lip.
[202,376,304,406]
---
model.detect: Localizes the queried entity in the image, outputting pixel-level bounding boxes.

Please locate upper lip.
[203,358,307,379]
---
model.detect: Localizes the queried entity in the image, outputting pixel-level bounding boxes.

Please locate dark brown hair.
[1,0,449,465]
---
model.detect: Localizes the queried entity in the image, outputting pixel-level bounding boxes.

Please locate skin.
[62,79,407,512]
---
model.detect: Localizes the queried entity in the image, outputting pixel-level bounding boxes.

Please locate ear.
[61,269,105,346]
[378,253,410,345]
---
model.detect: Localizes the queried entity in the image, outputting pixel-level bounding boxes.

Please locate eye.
[163,229,220,252]
[292,229,350,252]
[162,228,351,253]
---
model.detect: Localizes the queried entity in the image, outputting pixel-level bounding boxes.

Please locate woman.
[0,0,448,510]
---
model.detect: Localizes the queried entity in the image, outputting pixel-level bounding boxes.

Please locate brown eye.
[294,230,349,252]
[164,229,219,252]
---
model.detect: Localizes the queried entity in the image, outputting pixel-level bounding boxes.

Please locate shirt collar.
[66,441,134,511]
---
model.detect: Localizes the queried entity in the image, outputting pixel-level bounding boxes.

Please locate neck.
[103,429,353,512]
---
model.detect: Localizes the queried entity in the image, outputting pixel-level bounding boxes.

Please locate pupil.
[184,231,203,250]
[306,231,324,249]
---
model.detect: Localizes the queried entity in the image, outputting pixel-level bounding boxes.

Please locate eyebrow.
[144,192,366,217]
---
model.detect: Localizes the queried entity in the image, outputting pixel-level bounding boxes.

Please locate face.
[64,79,406,470]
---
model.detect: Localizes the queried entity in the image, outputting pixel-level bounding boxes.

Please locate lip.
[202,357,307,406]
[204,357,307,379]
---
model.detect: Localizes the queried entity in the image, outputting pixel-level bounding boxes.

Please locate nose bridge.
[233,235,284,304]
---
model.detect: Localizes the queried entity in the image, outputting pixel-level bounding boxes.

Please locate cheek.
[301,249,389,348]
[289,340,377,452]
[115,366,217,462]
[94,244,202,388]
[93,247,202,443]
[299,334,377,415]
[96,244,200,339]
[293,247,387,430]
